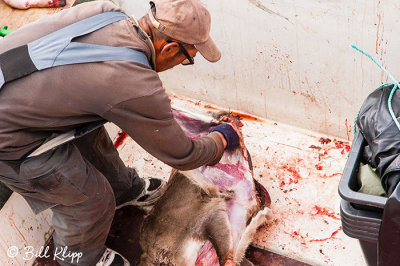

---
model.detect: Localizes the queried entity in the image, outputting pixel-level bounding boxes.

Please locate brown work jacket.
[0,1,224,169]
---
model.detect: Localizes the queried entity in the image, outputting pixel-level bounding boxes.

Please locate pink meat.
[172,108,271,265]
[3,0,65,9]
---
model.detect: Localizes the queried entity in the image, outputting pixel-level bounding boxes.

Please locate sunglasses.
[167,40,194,65]
[178,42,194,65]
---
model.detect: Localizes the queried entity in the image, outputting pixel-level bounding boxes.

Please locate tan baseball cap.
[149,0,221,62]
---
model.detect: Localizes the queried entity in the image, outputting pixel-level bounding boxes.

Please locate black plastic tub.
[338,131,388,266]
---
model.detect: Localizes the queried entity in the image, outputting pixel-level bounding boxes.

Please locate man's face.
[155,42,198,72]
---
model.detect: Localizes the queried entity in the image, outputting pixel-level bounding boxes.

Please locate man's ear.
[160,42,180,57]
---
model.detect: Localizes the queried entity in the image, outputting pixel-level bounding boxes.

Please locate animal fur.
[140,169,271,265]
[140,170,233,265]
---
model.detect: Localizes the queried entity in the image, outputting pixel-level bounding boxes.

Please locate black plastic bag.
[357,84,400,195]
[357,84,400,265]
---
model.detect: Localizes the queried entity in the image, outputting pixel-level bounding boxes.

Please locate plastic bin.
[338,131,388,266]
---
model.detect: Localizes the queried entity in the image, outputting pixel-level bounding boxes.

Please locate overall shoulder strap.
[52,42,150,68]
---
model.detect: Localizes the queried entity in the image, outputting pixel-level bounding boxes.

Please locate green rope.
[354,109,360,136]
[351,44,400,134]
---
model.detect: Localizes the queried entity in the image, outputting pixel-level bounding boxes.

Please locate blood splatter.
[321,173,341,179]
[282,164,302,184]
[315,164,323,171]
[309,145,321,150]
[345,119,351,143]
[319,138,331,145]
[309,227,342,242]
[286,230,308,245]
[114,131,128,149]
[376,14,381,54]
[230,111,261,122]
[318,151,328,161]
[203,104,218,110]
[333,139,350,154]
[317,139,350,159]
[311,205,340,220]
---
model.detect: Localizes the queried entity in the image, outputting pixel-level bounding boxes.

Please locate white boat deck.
[0,94,367,265]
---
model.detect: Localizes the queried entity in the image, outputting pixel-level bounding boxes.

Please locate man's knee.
[81,167,116,217]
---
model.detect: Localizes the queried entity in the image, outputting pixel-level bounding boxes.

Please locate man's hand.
[209,123,240,150]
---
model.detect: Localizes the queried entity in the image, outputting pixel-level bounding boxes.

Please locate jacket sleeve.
[102,90,225,170]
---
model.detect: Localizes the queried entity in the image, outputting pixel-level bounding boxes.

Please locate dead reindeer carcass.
[140,108,272,266]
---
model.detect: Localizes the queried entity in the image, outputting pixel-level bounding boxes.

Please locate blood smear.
[114,131,128,149]
[312,205,340,220]
[230,111,260,121]
[309,227,342,242]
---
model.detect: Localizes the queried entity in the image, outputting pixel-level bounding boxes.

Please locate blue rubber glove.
[209,123,240,150]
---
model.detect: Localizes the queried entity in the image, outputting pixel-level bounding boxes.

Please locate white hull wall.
[0,194,52,265]
[115,0,400,139]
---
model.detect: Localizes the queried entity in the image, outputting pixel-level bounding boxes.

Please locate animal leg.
[204,206,234,265]
[233,207,272,264]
